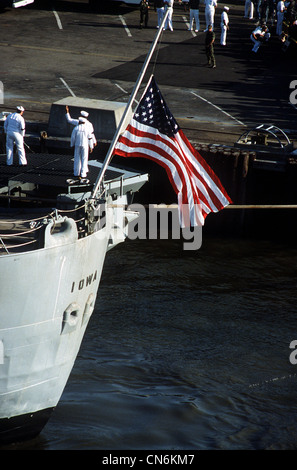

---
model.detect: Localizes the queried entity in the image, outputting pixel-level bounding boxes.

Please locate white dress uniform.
[244,0,254,19]
[155,0,165,28]
[164,0,174,31]
[220,7,229,45]
[4,107,27,166]
[250,25,270,52]
[70,118,93,178]
[204,0,217,30]
[189,0,200,31]
[276,0,285,36]
[66,110,97,148]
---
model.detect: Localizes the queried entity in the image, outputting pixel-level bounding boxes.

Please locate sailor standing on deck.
[4,106,27,166]
[154,0,165,28]
[65,106,97,148]
[204,0,217,31]
[220,6,229,45]
[205,24,216,67]
[276,0,285,35]
[70,117,94,180]
[244,0,254,19]
[139,0,150,28]
[164,0,174,30]
[188,0,200,31]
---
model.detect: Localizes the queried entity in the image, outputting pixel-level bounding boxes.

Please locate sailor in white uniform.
[250,24,270,52]
[189,0,200,32]
[204,0,217,30]
[164,0,174,31]
[154,0,165,28]
[276,0,285,36]
[70,117,94,179]
[4,105,27,166]
[220,6,229,45]
[244,0,254,19]
[65,106,97,148]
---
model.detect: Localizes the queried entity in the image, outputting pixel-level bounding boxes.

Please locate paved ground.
[0,0,296,146]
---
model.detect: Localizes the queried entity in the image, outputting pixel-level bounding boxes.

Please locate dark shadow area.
[92,2,297,129]
[27,0,138,14]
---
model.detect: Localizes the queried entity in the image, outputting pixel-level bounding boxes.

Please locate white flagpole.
[91,8,169,199]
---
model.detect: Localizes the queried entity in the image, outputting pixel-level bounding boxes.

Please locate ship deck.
[0,153,127,198]
[0,153,148,255]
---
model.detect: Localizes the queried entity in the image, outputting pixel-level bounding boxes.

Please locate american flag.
[114,76,232,227]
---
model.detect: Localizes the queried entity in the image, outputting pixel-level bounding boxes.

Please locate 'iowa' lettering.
[71,270,97,292]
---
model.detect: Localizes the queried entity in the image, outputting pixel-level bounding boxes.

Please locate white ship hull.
[0,157,148,444]
[0,229,107,442]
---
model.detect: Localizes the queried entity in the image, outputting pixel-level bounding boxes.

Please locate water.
[8,236,297,450]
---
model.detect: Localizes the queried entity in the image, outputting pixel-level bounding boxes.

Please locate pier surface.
[0,0,296,147]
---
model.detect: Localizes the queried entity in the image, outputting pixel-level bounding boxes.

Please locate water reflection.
[5,237,297,449]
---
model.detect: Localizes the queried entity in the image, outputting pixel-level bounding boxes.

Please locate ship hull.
[0,407,54,444]
[0,222,111,444]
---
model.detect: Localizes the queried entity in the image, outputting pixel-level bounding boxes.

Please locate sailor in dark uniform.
[140,0,149,28]
[205,24,216,67]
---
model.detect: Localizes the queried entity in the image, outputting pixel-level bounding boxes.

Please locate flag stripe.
[176,131,231,209]
[114,76,231,227]
[116,128,194,225]
[171,132,221,214]
[116,120,230,220]
[117,123,202,224]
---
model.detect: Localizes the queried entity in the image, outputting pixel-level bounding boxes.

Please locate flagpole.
[91,8,169,199]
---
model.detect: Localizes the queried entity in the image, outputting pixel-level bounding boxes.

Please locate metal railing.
[0,202,88,254]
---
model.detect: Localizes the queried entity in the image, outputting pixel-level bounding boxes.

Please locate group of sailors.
[149,0,296,52]
[151,0,230,46]
[3,1,296,170]
[246,0,297,52]
[3,105,97,181]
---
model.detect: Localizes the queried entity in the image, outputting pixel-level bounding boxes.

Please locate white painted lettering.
[289,340,297,364]
[0,340,4,365]
[71,271,98,293]
[289,80,297,105]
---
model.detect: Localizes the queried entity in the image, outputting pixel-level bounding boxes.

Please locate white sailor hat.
[80,110,89,117]
[224,6,229,10]
[79,116,86,123]
[16,106,25,112]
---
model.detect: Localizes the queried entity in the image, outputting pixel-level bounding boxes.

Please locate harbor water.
[6,234,297,450]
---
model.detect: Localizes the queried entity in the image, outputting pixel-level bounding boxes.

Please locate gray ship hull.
[0,218,109,443]
[0,156,148,444]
